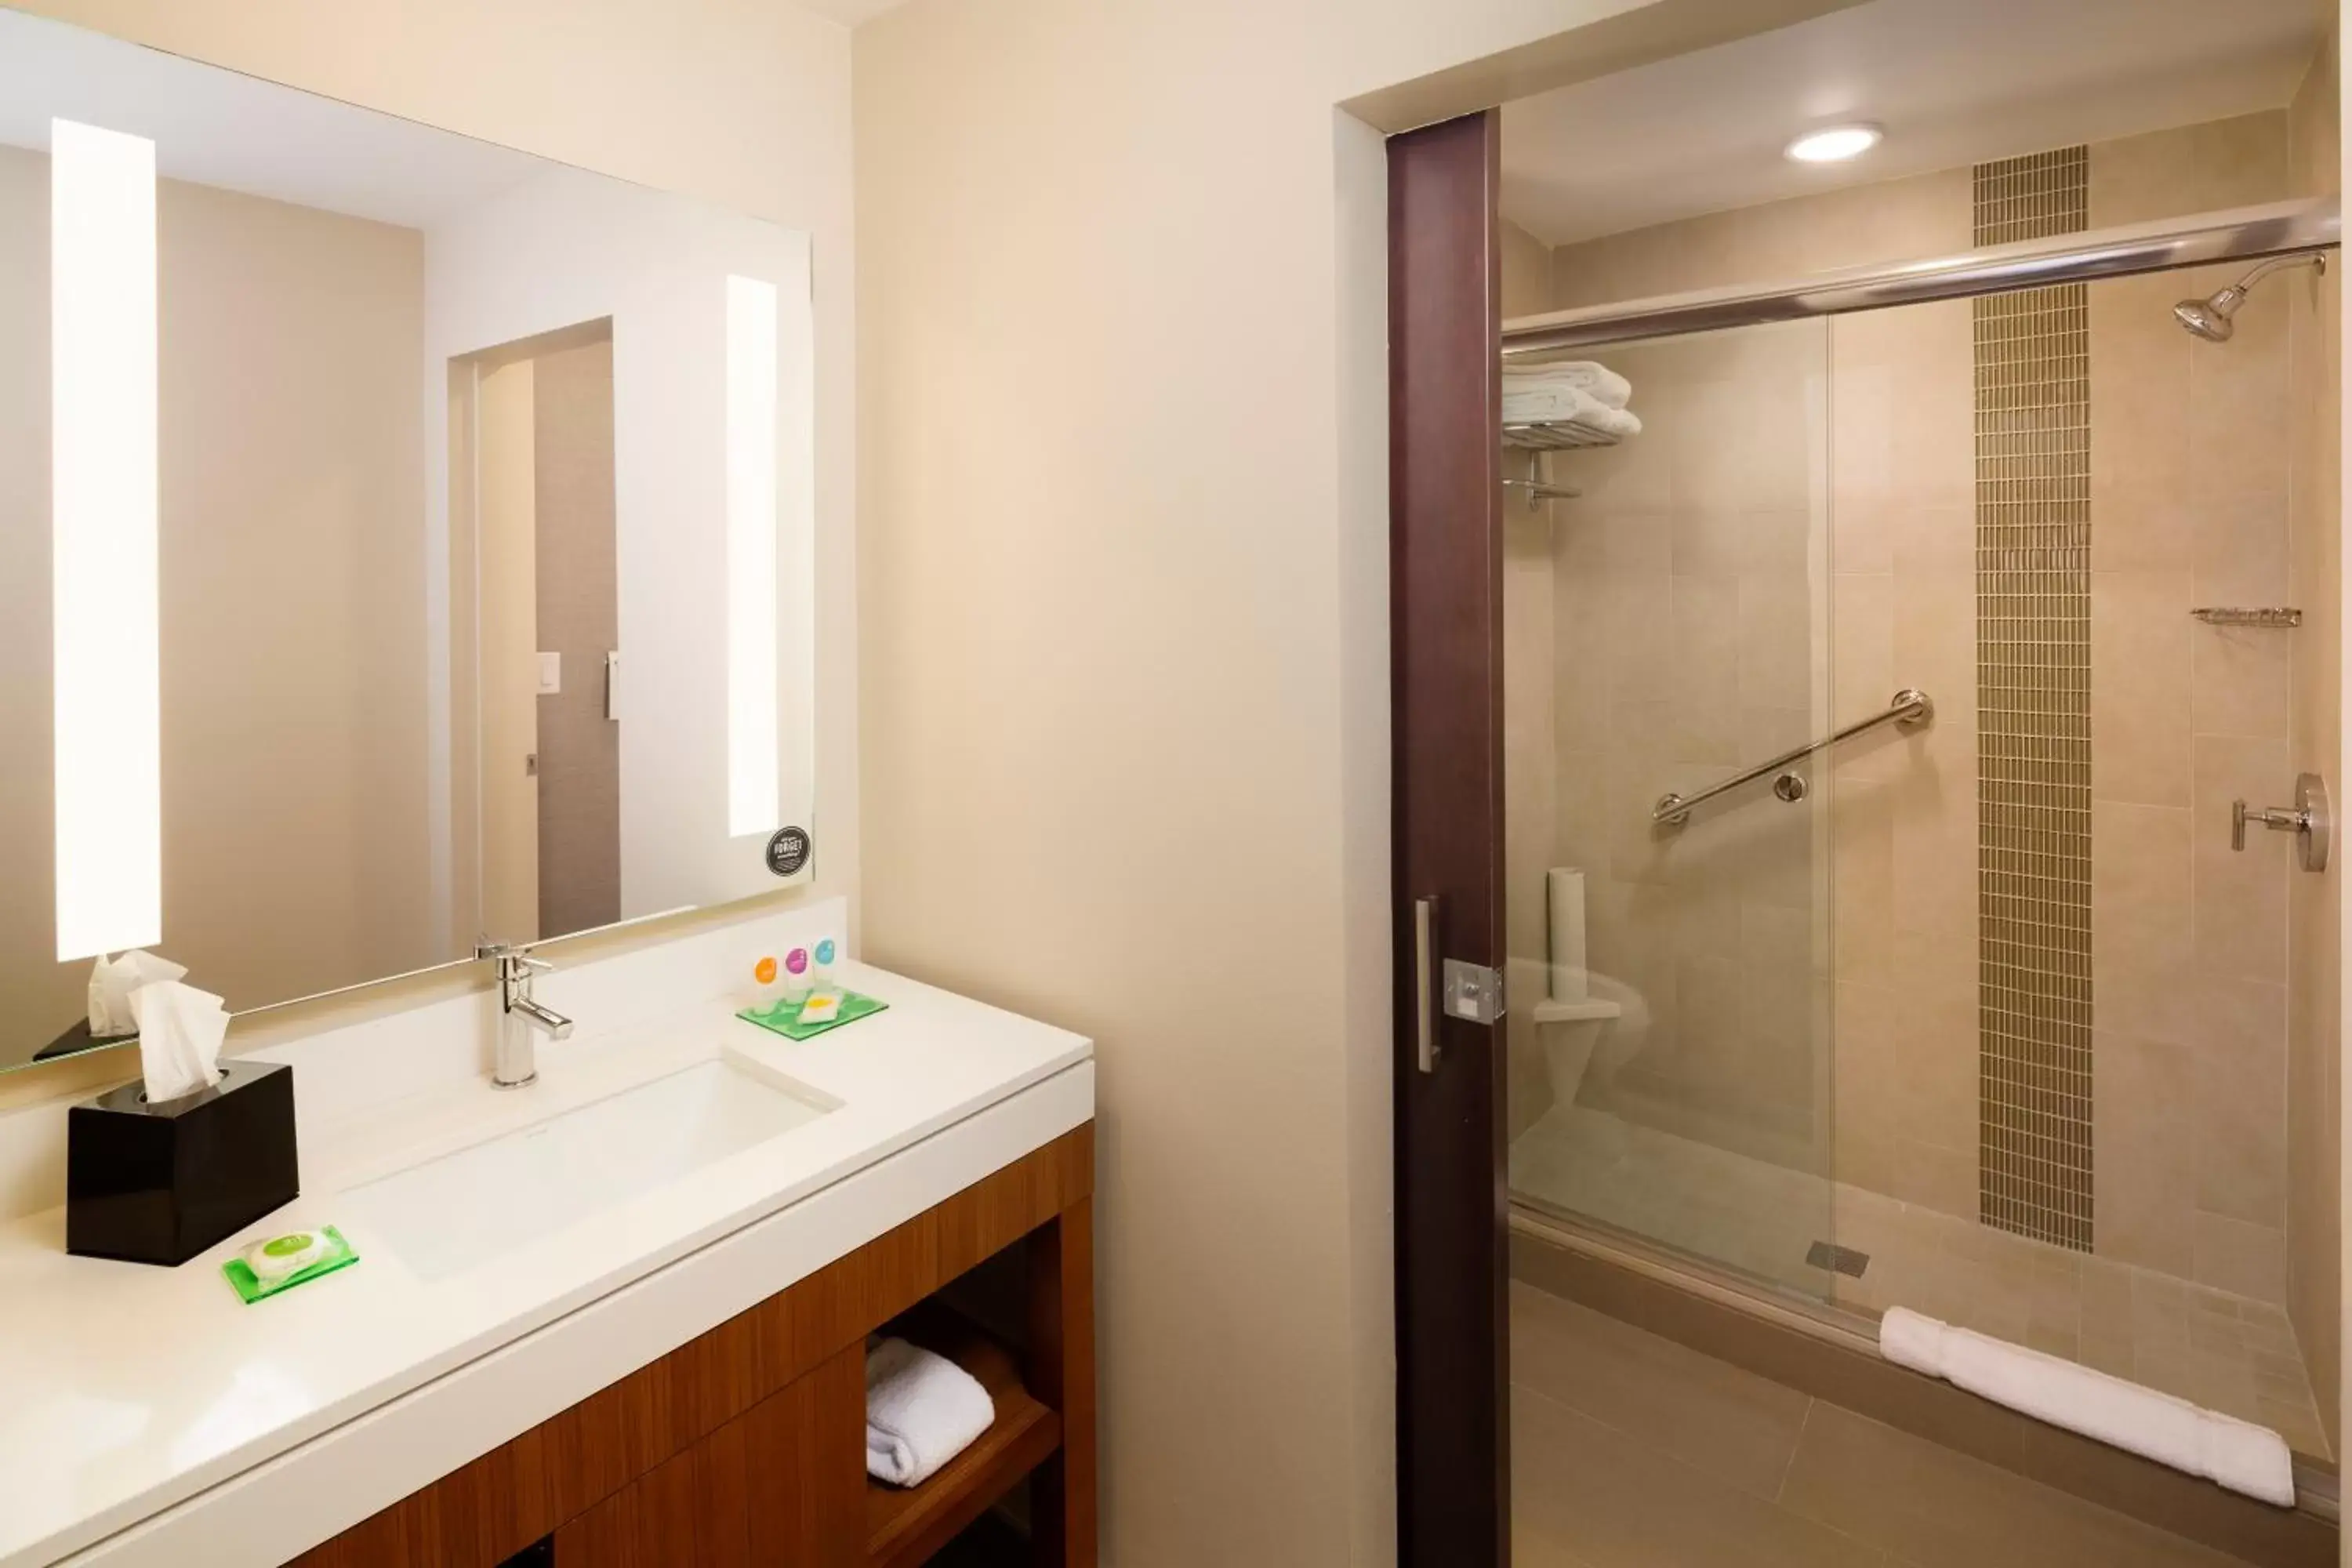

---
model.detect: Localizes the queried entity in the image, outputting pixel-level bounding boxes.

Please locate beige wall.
[1501,216,1552,320]
[0,154,434,1048]
[852,2,1861,1562]
[0,0,858,1087]
[2286,31,2344,1448]
[159,176,437,1009]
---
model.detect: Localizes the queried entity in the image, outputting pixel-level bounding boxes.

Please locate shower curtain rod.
[1501,198,2341,355]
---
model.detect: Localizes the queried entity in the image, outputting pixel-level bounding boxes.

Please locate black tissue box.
[67,1059,299,1265]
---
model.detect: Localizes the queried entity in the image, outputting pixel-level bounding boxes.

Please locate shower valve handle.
[2230,775,2332,872]
[2232,799,2304,849]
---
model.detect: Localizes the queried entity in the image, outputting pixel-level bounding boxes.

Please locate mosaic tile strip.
[1973,147,2093,1251]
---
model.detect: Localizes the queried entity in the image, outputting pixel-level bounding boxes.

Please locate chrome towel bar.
[1653,689,1934,829]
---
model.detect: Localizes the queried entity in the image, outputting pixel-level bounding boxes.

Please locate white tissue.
[86,949,187,1039]
[129,981,229,1104]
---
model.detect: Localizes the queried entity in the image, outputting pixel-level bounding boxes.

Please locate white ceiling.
[1501,0,2329,247]
[0,9,550,230]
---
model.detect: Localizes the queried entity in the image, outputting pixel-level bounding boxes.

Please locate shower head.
[2173,251,2329,341]
[2172,289,2242,342]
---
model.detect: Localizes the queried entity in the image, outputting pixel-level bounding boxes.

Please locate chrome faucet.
[477,944,572,1089]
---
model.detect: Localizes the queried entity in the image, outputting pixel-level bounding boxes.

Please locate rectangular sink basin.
[345,1058,830,1281]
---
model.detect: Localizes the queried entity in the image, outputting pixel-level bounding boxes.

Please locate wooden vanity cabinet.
[288,1123,1096,1568]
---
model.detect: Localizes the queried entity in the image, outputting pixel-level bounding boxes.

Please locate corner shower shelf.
[2190,607,2301,628]
[1503,417,1624,452]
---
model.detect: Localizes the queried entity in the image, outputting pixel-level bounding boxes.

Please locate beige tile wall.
[1540,172,1981,1207]
[1515,109,2333,1315]
[2284,34,2343,1447]
[1549,169,1971,311]
[2085,113,2297,1301]
[1530,324,1835,1180]
[1828,292,1980,1219]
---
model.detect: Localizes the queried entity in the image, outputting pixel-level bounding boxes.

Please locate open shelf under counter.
[869,1309,1065,1568]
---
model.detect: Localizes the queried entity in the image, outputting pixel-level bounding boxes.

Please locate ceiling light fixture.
[1784,123,1882,165]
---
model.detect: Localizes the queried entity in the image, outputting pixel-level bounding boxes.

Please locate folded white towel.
[1502,381,1644,437]
[866,1336,996,1488]
[1880,1306,2295,1506]
[1504,359,1632,409]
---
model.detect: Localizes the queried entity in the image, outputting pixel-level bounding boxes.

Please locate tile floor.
[1511,1279,2267,1568]
[1511,1105,2332,1459]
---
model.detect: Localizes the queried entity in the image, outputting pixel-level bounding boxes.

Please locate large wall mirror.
[0,10,818,1073]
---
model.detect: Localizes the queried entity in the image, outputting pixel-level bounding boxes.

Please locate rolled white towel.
[866,1336,996,1488]
[1504,359,1632,409]
[1879,1306,2295,1506]
[1878,1302,1945,1377]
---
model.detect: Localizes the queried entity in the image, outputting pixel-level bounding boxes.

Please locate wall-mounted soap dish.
[2190,608,2301,628]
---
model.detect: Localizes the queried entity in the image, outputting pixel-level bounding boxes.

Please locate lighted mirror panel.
[0,10,818,1073]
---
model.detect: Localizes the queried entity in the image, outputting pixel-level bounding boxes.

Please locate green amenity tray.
[736,987,887,1041]
[221,1225,360,1304]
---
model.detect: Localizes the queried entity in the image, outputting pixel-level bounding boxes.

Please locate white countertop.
[0,950,1092,1568]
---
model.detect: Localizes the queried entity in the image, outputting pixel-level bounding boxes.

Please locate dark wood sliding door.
[1389,111,1508,1568]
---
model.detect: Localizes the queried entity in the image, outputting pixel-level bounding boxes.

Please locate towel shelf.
[1504,447,1582,511]
[869,1305,1063,1568]
[1503,418,1623,452]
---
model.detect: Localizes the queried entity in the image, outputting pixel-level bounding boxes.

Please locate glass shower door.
[1503,317,1840,1300]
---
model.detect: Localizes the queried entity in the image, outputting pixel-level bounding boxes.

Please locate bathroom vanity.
[0,901,1097,1567]
[296,1124,1095,1568]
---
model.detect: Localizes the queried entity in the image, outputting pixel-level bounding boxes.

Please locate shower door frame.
[1389,107,1511,1568]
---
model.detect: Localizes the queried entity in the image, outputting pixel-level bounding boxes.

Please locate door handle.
[1414,896,1439,1075]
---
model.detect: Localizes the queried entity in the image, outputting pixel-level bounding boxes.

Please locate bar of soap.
[222,1224,359,1304]
[244,1228,330,1282]
[799,991,842,1025]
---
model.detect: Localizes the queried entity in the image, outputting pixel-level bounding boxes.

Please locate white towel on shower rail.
[1504,359,1632,408]
[1880,1306,2295,1506]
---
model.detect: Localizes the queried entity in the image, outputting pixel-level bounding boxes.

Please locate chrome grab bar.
[1653,690,1933,829]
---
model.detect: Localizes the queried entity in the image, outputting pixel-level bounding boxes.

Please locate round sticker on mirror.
[765,826,811,878]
